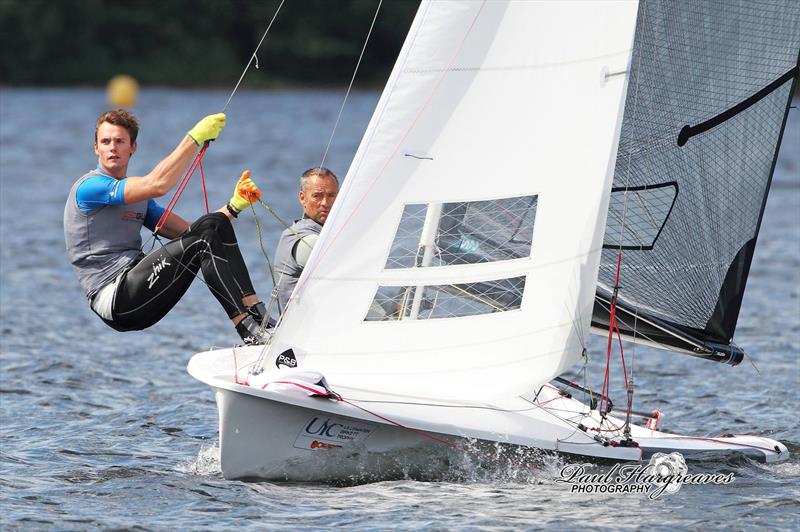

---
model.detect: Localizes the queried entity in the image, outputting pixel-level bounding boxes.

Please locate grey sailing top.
[273,217,323,311]
[63,169,160,298]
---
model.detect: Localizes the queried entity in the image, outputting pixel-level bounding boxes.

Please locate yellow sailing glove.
[187,113,226,145]
[228,170,262,214]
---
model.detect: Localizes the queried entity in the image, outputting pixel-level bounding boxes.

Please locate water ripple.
[1,88,798,530]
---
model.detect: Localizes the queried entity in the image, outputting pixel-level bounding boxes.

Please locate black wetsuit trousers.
[105,212,255,331]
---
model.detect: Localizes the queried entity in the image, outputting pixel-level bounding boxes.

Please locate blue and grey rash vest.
[63,168,164,298]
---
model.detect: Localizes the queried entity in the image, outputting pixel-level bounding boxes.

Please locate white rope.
[318,0,383,170]
[222,0,287,113]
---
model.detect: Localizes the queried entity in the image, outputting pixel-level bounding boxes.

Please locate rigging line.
[253,196,314,317]
[153,144,209,235]
[318,0,383,170]
[140,144,209,251]
[599,0,648,421]
[293,1,487,301]
[248,202,277,285]
[222,0,287,113]
[534,401,602,445]
[198,159,209,213]
[256,199,313,253]
[336,396,545,414]
[562,272,588,352]
[610,0,646,253]
[743,349,761,375]
[339,395,554,470]
[593,297,689,355]
[446,284,504,312]
[338,397,458,449]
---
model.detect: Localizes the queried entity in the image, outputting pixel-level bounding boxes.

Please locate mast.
[407,202,442,319]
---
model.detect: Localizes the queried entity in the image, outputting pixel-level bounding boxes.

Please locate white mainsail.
[270,0,639,401]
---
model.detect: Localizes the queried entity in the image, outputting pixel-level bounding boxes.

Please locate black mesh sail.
[593,0,800,363]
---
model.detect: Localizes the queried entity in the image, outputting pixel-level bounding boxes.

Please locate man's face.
[299,175,339,225]
[94,122,136,177]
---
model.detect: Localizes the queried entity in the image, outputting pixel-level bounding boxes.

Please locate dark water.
[1,88,798,530]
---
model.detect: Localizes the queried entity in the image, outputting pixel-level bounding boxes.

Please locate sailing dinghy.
[189,0,798,480]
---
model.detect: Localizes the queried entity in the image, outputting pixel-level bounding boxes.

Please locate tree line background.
[0,0,419,87]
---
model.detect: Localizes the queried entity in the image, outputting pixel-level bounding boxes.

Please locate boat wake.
[181,437,800,487]
[180,439,571,486]
[178,444,222,477]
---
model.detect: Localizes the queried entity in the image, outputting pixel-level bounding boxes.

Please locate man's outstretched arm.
[123,113,226,204]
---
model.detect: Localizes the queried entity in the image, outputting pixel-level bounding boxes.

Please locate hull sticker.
[294,415,375,450]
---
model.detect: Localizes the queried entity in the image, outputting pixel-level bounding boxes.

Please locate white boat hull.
[189,347,789,481]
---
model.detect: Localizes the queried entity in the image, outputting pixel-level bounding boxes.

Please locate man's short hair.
[95,109,139,143]
[300,167,338,192]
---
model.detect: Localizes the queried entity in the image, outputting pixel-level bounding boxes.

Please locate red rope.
[198,159,209,214]
[599,252,622,414]
[536,395,567,408]
[154,144,210,233]
[339,396,460,449]
[599,251,635,423]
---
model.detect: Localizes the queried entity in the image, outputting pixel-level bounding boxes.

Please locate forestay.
[593,0,800,360]
[270,0,639,401]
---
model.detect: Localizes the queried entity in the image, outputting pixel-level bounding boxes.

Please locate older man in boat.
[273,167,339,312]
[64,109,272,345]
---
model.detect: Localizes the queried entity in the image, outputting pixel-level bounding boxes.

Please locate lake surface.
[1,87,798,530]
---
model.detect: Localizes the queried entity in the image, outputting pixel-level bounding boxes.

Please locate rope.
[599,252,621,414]
[338,394,556,470]
[153,143,210,235]
[151,0,289,237]
[222,0,287,113]
[291,0,487,309]
[339,396,460,449]
[198,159,209,213]
[257,199,296,233]
[249,202,277,285]
[319,0,383,170]
[595,0,651,435]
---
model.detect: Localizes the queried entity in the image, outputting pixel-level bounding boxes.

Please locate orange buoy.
[107,74,139,107]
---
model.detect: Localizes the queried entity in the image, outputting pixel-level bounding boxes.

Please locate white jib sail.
[270,0,639,402]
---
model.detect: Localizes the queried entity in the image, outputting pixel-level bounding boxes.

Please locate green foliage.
[0,0,419,86]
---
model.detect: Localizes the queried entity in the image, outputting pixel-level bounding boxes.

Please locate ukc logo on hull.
[305,417,343,438]
[293,415,375,451]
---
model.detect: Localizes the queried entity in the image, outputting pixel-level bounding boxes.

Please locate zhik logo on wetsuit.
[276,349,298,369]
[147,257,171,289]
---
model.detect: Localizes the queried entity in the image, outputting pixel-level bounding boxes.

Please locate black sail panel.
[594,0,800,358]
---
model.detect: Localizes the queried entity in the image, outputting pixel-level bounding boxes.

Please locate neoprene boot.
[235,315,272,345]
[247,301,276,329]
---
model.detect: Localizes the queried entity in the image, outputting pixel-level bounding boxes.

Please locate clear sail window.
[603,183,678,250]
[385,195,538,269]
[365,276,526,321]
